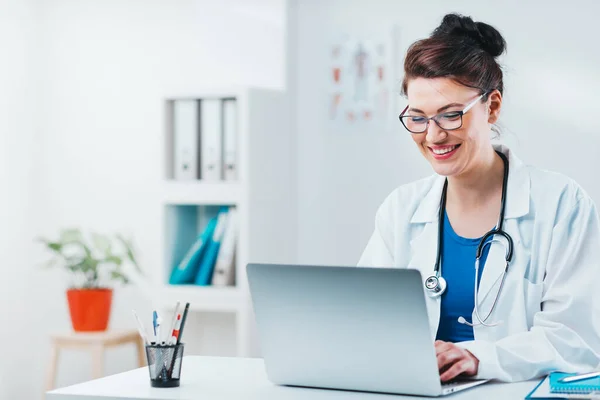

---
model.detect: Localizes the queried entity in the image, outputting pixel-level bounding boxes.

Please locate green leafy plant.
[38,228,142,289]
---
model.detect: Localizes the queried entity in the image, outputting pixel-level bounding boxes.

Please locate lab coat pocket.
[522,278,544,328]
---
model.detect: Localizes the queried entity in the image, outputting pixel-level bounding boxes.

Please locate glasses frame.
[399,92,487,134]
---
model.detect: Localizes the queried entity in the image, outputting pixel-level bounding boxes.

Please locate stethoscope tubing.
[426,150,514,327]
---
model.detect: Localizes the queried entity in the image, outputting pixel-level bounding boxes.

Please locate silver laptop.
[246,263,489,397]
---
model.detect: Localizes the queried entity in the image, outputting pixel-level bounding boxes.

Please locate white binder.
[222,99,238,181]
[200,99,223,181]
[173,99,199,180]
[211,207,238,286]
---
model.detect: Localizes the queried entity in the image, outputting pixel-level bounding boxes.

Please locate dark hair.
[401,13,506,99]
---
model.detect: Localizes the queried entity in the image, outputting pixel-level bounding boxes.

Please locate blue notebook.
[549,372,600,394]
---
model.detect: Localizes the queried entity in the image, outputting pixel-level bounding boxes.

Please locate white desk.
[47,356,538,400]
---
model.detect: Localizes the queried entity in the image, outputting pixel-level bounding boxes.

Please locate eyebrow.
[408,102,464,114]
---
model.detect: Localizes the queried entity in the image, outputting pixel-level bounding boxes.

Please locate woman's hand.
[435,340,479,382]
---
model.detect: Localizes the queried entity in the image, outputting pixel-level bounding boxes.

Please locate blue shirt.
[435,211,492,342]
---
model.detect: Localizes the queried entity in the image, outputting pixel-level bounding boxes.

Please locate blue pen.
[152,311,158,344]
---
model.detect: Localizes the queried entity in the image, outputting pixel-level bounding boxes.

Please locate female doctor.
[358,13,600,383]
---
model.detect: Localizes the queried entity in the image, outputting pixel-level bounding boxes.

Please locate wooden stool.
[46,330,146,392]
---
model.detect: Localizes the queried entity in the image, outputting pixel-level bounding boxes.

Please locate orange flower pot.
[66,288,113,332]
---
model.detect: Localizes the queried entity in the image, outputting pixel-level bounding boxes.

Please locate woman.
[358,13,600,383]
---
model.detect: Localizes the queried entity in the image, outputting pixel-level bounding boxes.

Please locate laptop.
[246,263,489,397]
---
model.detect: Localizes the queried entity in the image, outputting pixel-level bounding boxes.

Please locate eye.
[408,116,427,123]
[440,112,461,121]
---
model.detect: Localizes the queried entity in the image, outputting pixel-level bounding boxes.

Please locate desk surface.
[47,356,538,400]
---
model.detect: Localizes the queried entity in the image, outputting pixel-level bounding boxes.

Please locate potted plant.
[38,228,141,332]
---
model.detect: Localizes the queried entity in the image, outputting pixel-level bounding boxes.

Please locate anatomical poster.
[327,26,401,133]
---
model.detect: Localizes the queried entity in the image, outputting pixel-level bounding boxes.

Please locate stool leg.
[135,337,146,367]
[45,344,60,392]
[91,344,104,380]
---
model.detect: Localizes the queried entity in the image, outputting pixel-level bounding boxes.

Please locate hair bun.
[432,13,506,57]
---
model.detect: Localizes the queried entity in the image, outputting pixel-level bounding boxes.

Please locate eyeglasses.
[398,93,486,134]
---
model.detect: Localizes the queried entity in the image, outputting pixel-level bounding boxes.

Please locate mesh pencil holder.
[145,343,184,388]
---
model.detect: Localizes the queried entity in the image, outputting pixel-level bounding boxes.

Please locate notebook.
[550,372,600,395]
[526,373,600,399]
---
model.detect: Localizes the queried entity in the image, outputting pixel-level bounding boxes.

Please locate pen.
[167,301,180,343]
[170,313,182,345]
[156,315,164,345]
[168,303,190,376]
[132,310,150,345]
[559,371,600,383]
[152,310,159,344]
[176,302,190,345]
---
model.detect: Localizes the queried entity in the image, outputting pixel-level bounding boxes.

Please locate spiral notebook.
[550,373,600,395]
[526,373,600,399]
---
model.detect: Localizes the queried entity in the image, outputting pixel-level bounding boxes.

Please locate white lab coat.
[358,144,600,382]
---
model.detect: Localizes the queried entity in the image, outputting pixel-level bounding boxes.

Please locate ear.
[487,90,502,124]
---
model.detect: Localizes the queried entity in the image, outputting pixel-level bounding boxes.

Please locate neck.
[446,148,504,210]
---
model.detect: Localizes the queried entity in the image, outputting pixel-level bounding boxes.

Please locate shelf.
[156,285,246,313]
[162,181,242,205]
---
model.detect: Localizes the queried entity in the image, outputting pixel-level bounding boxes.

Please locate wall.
[291,0,600,266]
[1,0,285,398]
[0,0,37,397]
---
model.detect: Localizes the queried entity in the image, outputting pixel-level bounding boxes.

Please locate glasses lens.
[401,115,428,133]
[435,112,462,130]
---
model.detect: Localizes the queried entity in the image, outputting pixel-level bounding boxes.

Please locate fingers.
[434,340,454,354]
[437,348,462,371]
[435,341,461,371]
[440,359,474,382]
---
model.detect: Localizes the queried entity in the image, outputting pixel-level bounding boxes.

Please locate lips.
[429,144,461,160]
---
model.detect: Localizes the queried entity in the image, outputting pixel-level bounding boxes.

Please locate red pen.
[170,314,181,344]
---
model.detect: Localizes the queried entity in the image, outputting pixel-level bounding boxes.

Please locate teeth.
[432,145,457,155]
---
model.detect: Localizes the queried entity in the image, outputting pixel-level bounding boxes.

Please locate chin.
[431,165,458,177]
[427,157,463,177]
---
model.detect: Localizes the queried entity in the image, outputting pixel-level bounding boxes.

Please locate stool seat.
[46,329,145,394]
[50,330,142,346]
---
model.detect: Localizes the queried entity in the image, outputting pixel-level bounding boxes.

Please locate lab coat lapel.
[407,177,446,337]
[477,144,530,305]
[407,176,445,275]
[407,221,441,339]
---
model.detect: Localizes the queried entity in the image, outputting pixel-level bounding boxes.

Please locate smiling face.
[405,77,501,178]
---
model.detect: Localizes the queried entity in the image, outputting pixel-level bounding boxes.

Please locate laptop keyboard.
[442,381,462,388]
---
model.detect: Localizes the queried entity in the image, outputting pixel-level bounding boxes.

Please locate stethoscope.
[424,150,514,327]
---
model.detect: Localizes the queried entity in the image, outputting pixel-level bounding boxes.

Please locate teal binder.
[194,208,228,286]
[169,217,218,284]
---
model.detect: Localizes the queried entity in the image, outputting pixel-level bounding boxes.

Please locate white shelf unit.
[161,181,242,205]
[155,86,296,357]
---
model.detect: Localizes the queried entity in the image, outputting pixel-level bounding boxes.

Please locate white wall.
[0,0,37,398]
[0,0,285,398]
[290,0,600,266]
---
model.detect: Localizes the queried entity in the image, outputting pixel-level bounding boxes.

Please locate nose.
[425,120,446,143]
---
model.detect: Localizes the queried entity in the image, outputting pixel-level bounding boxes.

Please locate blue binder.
[169,217,217,285]
[194,209,228,285]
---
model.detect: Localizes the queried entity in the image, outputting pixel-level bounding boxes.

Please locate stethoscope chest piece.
[425,275,446,298]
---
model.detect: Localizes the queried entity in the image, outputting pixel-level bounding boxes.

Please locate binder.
[194,208,229,285]
[169,217,218,284]
[172,99,199,180]
[222,99,238,181]
[211,207,238,286]
[200,99,223,181]
[165,205,198,280]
